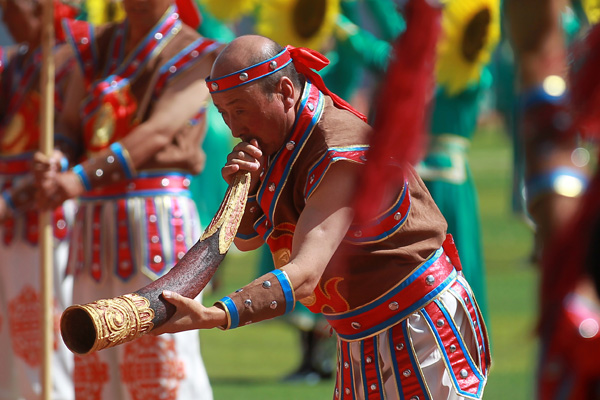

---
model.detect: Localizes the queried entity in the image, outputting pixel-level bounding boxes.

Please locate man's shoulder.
[316,97,372,145]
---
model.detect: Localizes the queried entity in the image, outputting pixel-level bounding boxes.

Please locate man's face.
[212,83,290,157]
[122,0,171,24]
[1,0,41,45]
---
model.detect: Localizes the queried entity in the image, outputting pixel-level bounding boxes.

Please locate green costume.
[417,71,493,320]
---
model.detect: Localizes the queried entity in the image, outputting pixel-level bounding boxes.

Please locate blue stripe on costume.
[303,146,369,200]
[110,142,134,179]
[388,325,407,400]
[401,320,431,399]
[259,84,324,238]
[73,164,92,191]
[421,300,485,399]
[219,296,240,329]
[205,49,292,94]
[327,248,443,321]
[159,39,221,84]
[360,340,369,398]
[271,269,295,314]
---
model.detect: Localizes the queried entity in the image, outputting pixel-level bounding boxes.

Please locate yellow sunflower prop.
[436,0,500,95]
[583,0,600,25]
[85,0,126,25]
[199,0,258,22]
[256,0,340,50]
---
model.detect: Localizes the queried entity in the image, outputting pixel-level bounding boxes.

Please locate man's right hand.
[222,139,264,192]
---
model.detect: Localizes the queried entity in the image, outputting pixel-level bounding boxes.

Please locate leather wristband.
[215,269,296,329]
[72,142,136,191]
[2,182,36,213]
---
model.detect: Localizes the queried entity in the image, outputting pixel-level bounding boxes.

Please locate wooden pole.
[39,0,55,399]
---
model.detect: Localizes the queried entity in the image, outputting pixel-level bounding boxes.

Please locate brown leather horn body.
[60,172,251,355]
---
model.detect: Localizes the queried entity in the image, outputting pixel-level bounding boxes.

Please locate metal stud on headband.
[205,48,292,94]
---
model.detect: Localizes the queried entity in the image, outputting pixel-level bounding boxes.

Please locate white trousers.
[0,237,74,400]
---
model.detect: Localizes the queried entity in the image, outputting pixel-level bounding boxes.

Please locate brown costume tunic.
[228,81,490,400]
[236,80,448,313]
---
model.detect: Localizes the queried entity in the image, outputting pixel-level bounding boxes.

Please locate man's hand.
[222,139,264,192]
[34,151,84,210]
[150,290,227,335]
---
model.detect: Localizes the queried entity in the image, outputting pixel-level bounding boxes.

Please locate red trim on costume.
[3,216,14,245]
[337,341,354,400]
[116,198,134,280]
[450,281,490,374]
[345,180,411,244]
[304,148,367,200]
[361,338,383,399]
[91,204,103,281]
[424,296,485,396]
[171,198,187,263]
[390,323,428,399]
[0,158,31,175]
[25,212,38,244]
[68,207,86,277]
[207,50,291,93]
[81,175,190,199]
[325,249,455,338]
[145,198,165,275]
[154,38,218,95]
[256,83,321,233]
[62,19,96,85]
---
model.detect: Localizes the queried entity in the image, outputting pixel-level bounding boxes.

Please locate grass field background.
[199,124,540,399]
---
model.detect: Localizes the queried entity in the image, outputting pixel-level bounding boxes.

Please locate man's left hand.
[35,169,84,210]
[150,290,228,335]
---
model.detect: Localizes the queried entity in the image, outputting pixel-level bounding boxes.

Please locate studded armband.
[215,269,295,329]
[235,194,262,240]
[2,182,36,213]
[72,142,136,191]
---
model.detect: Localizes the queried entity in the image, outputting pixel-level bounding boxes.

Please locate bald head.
[210,35,305,96]
[211,35,280,79]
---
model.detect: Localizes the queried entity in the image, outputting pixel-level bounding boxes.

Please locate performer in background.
[507,0,600,397]
[0,0,77,399]
[153,29,492,400]
[34,0,221,399]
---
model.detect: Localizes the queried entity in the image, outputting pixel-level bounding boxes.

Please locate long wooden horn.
[60,171,251,354]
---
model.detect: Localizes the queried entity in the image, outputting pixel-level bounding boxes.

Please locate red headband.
[206,45,367,122]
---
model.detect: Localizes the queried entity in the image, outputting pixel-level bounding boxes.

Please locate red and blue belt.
[325,239,461,341]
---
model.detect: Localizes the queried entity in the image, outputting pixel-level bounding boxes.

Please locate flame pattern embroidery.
[302,277,350,314]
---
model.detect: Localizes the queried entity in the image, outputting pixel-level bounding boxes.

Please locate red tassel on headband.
[285,45,367,122]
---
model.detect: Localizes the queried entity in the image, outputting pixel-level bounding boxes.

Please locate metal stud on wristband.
[215,269,296,329]
[72,143,136,191]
